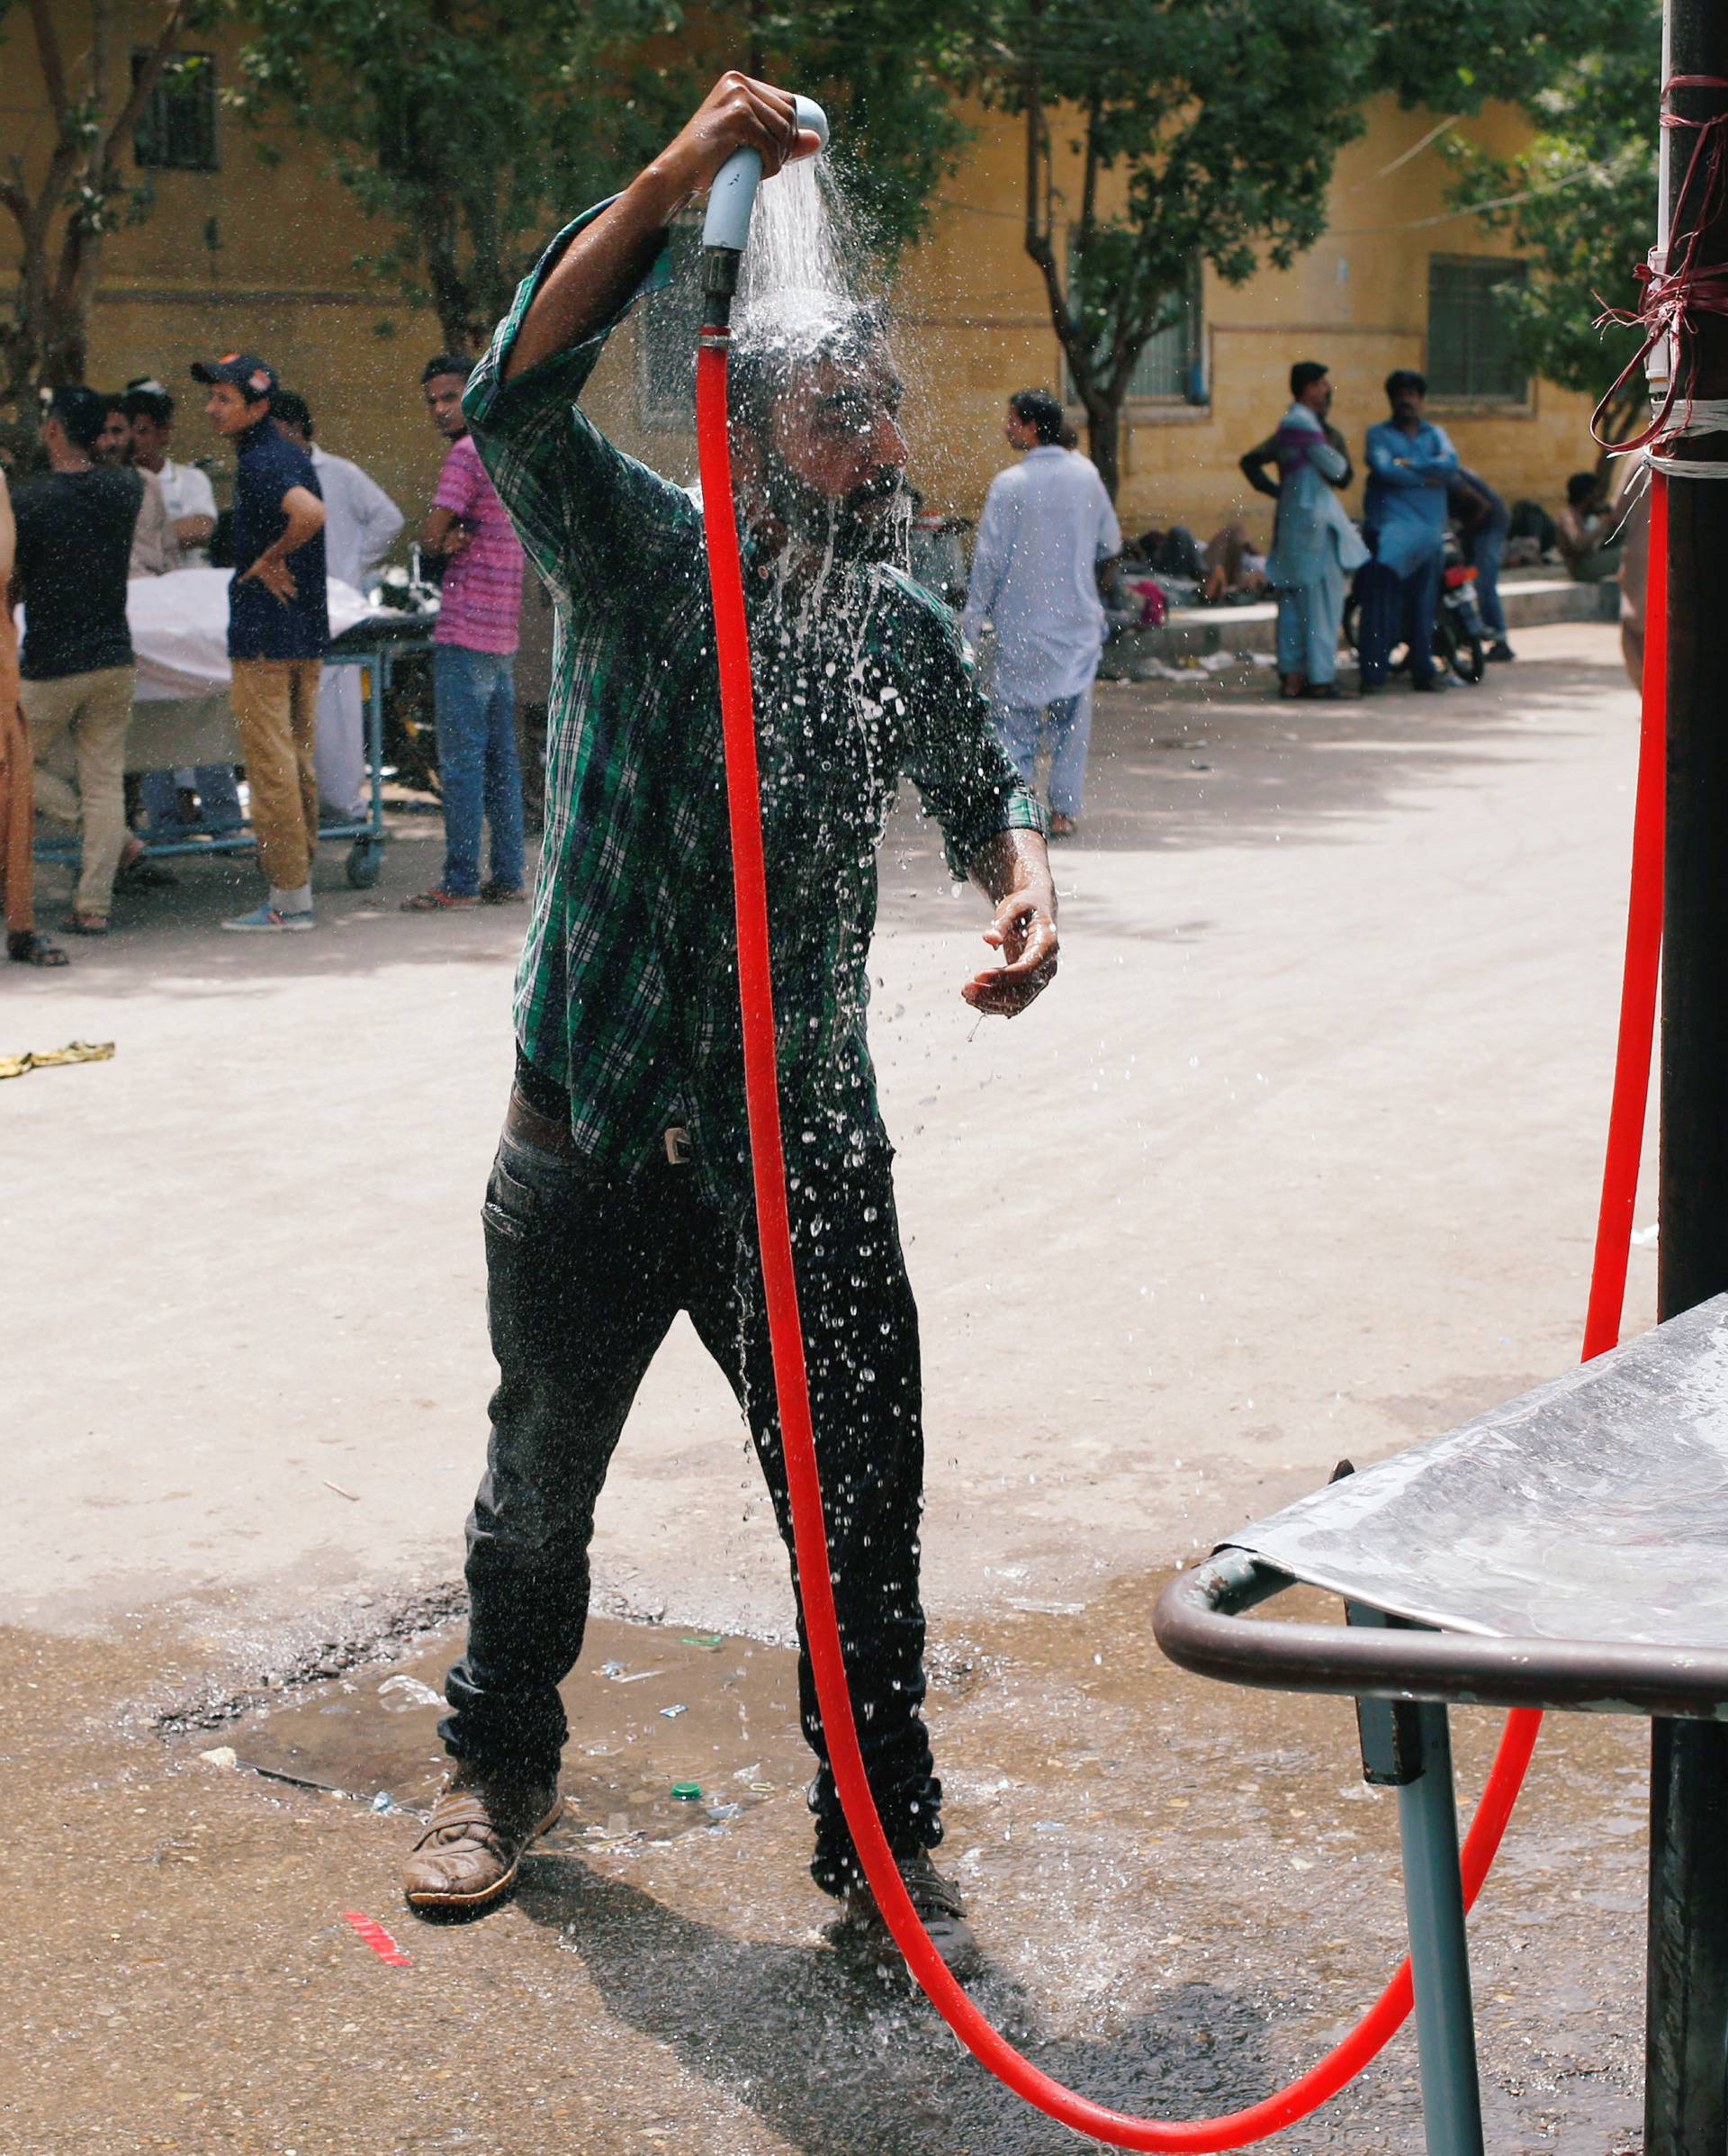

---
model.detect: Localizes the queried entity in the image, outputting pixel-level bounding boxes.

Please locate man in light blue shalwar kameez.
[1241,360,1367,701]
[961,388,1120,837]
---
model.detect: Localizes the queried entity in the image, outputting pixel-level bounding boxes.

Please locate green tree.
[1,0,206,453]
[1438,2,1661,455]
[958,0,1374,501]
[236,1,696,356]
[237,3,976,361]
[742,3,978,263]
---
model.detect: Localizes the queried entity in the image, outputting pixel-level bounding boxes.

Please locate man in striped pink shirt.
[404,353,528,913]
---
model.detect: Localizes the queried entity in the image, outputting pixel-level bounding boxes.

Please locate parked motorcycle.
[1343,529,1488,685]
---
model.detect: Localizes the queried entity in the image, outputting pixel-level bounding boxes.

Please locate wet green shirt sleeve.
[462,200,699,604]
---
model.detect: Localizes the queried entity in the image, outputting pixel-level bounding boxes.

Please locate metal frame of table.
[1156,1546,1728,2156]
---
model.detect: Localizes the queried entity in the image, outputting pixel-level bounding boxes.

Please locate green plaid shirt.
[465,205,1044,1199]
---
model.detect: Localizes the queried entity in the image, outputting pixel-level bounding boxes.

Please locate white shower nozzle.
[703,95,830,257]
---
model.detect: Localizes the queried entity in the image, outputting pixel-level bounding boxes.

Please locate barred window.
[1427,256,1529,404]
[132,50,219,172]
[637,221,704,430]
[1066,258,1205,407]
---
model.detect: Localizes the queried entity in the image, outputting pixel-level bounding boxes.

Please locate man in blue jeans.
[1356,369,1459,695]
[403,354,528,913]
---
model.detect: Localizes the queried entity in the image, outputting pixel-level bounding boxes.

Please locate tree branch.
[26,0,72,123]
[103,0,197,183]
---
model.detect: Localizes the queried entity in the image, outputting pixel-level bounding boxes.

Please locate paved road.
[4,624,1653,2153]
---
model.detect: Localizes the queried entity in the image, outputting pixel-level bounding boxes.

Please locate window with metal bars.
[132,50,219,172]
[1066,256,1205,407]
[1426,256,1529,405]
[638,221,704,429]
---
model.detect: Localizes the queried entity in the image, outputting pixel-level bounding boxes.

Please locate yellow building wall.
[4,11,1599,550]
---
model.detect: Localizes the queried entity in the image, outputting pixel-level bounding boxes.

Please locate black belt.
[503,1086,692,1167]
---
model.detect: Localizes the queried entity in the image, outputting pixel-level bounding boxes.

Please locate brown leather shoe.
[401,1766,562,1913]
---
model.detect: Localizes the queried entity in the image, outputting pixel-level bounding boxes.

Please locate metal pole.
[1396,1704,1486,2156]
[1648,11,1728,2155]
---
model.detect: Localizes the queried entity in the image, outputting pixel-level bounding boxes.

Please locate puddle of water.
[212,1616,809,1849]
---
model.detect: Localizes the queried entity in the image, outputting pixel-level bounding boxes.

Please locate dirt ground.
[4,624,1655,2153]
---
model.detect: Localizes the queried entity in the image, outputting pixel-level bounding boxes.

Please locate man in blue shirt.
[191,354,328,931]
[1357,369,1458,693]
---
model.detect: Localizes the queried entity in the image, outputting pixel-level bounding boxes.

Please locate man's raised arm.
[504,75,820,383]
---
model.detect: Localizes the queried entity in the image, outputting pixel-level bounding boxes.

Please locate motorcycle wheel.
[1449,624,1487,685]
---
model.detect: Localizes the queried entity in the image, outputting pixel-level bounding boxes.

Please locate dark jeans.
[1356,552,1443,684]
[1462,522,1508,639]
[441,1110,941,1894]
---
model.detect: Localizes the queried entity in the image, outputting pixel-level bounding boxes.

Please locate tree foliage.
[0,0,206,456]
[955,0,1370,498]
[237,1,977,360]
[235,1,698,356]
[1441,0,1661,452]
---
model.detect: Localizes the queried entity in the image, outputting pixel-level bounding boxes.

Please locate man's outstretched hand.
[962,829,1058,1017]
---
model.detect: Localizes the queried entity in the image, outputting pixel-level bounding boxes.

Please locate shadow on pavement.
[514,1854,1280,2156]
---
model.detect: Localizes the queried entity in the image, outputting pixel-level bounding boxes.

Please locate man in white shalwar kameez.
[272,392,404,816]
[960,389,1120,837]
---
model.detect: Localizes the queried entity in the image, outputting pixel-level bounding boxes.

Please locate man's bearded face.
[753,351,910,562]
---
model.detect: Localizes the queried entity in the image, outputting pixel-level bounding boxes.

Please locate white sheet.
[14,569,386,702]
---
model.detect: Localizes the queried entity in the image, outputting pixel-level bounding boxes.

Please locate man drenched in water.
[400,74,1058,1978]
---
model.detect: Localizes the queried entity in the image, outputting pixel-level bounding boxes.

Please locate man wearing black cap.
[192,353,328,932]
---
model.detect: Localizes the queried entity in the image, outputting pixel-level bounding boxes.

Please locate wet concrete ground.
[6,627,1658,2150]
[4,1576,1646,2154]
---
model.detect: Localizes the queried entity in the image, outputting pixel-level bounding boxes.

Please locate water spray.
[692,96,1659,2147]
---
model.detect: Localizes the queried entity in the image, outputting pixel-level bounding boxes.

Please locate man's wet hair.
[46,384,106,452]
[1009,387,1066,446]
[728,299,893,439]
[271,388,314,437]
[421,352,472,386]
[1385,367,1427,403]
[1566,469,1601,508]
[1291,359,1329,398]
[124,382,175,428]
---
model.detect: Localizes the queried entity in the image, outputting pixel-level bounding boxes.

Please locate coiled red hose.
[696,328,1664,2147]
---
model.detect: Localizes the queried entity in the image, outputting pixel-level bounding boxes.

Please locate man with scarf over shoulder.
[1241,360,1366,701]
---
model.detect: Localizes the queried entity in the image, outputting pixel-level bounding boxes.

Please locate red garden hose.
[696,321,1665,2148]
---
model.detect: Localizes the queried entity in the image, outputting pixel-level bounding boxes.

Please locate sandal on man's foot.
[60,912,109,937]
[480,880,526,905]
[401,1768,562,1914]
[6,930,69,968]
[400,888,480,913]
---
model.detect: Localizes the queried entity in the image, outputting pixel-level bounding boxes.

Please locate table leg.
[1645,1718,1728,2156]
[1397,1702,1486,2156]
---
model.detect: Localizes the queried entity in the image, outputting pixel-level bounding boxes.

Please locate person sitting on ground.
[1199,520,1270,603]
[1554,471,1622,583]
[398,73,1057,1979]
[0,466,66,967]
[14,387,153,936]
